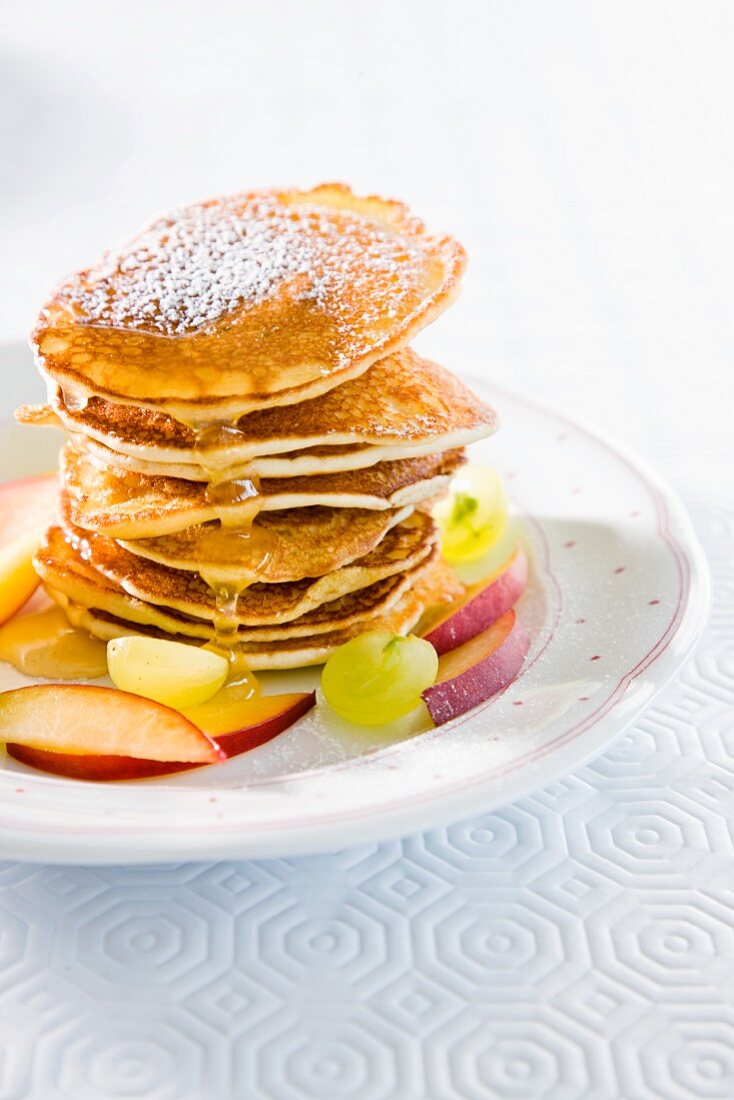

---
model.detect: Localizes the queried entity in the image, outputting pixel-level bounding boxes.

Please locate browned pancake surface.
[52,510,437,626]
[33,185,465,420]
[58,554,461,669]
[119,505,411,584]
[48,350,495,465]
[62,444,465,537]
[39,530,441,643]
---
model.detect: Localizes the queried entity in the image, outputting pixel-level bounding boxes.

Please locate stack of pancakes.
[19,185,497,668]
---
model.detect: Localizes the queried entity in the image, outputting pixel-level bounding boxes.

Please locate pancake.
[40,533,447,646]
[51,510,438,626]
[59,555,463,669]
[32,185,465,422]
[42,546,426,643]
[14,403,59,429]
[71,434,393,482]
[42,350,496,476]
[62,444,465,538]
[118,505,413,585]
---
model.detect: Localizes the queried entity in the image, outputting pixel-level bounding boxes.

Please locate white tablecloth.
[1,2,732,1096]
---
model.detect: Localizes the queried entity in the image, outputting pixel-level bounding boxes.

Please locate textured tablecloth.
[0,496,727,1099]
[2,1,734,1095]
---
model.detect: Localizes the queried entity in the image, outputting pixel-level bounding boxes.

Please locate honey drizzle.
[0,605,108,680]
[188,420,275,659]
[60,383,89,413]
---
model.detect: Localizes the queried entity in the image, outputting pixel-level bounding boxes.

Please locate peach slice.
[0,684,225,781]
[0,473,58,626]
[0,473,57,543]
[0,529,48,626]
[421,609,530,725]
[183,688,316,758]
[422,544,528,655]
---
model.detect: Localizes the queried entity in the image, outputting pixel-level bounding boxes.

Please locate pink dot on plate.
[590,655,602,661]
[630,510,641,518]
[564,540,576,549]
[575,618,587,624]
[578,696,589,702]
[649,599,661,606]
[614,567,626,574]
[513,700,524,706]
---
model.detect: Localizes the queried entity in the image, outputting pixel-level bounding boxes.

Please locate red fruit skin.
[421,613,530,726]
[7,692,317,780]
[424,545,528,656]
[216,692,316,758]
[6,743,199,781]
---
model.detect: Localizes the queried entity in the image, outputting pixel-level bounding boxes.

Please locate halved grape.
[321,631,438,726]
[434,464,508,563]
[107,637,229,709]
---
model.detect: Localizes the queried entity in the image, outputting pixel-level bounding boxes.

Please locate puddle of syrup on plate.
[0,605,108,680]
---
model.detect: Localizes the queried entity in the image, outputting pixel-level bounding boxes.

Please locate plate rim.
[0,381,710,863]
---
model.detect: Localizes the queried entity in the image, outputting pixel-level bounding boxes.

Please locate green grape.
[321,631,438,726]
[434,464,508,563]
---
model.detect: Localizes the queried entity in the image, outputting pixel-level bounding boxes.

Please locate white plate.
[0,377,709,864]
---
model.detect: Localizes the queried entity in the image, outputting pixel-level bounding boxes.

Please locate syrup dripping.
[0,606,108,680]
[61,384,89,413]
[189,420,275,657]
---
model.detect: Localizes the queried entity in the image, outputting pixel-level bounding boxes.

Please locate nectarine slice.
[423,544,528,655]
[0,473,57,543]
[6,744,201,781]
[421,610,530,725]
[183,687,316,757]
[0,473,58,627]
[0,529,47,626]
[0,684,225,781]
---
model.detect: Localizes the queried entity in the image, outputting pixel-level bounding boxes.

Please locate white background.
[1,4,733,1098]
[1,0,732,502]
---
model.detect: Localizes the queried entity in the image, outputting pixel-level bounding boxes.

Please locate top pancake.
[43,349,497,476]
[32,184,465,422]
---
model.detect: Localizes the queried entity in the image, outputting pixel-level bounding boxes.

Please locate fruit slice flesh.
[0,684,224,763]
[321,631,438,726]
[0,528,45,626]
[422,544,528,655]
[184,687,316,756]
[422,610,530,725]
[107,637,229,709]
[0,472,59,627]
[0,474,57,543]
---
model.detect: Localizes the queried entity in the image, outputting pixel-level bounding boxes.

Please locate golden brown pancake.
[118,505,413,585]
[57,554,463,669]
[40,350,496,475]
[43,546,426,642]
[50,510,438,626]
[33,185,465,422]
[70,434,389,482]
[62,444,465,538]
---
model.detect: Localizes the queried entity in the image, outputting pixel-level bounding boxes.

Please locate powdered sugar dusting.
[65,195,429,336]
